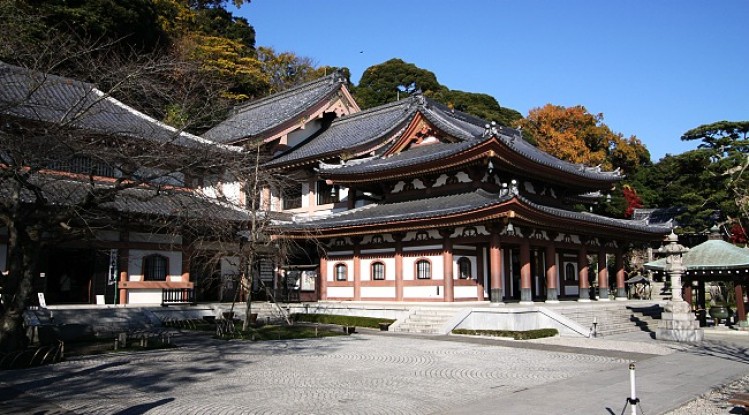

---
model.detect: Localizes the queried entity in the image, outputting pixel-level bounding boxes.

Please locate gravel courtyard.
[0,332,634,415]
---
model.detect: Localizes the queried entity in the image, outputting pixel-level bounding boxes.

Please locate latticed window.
[143,254,168,281]
[283,184,302,210]
[416,260,431,280]
[371,262,385,280]
[458,257,472,279]
[335,263,347,281]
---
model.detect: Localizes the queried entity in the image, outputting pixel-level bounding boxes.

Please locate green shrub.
[292,313,395,329]
[452,328,558,340]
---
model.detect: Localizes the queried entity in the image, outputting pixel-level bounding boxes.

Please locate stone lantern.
[656,231,704,342]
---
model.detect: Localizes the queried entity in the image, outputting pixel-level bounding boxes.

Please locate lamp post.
[656,231,703,342]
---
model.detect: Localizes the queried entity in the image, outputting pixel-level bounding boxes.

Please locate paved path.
[0,330,747,414]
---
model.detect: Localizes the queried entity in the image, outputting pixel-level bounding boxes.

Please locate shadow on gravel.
[687,341,749,364]
[113,397,175,415]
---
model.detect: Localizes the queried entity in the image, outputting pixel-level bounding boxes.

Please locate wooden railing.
[161,288,196,305]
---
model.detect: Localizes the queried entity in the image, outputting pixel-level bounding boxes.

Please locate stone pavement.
[0,329,746,414]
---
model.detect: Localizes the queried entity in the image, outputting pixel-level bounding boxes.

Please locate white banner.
[107,249,118,285]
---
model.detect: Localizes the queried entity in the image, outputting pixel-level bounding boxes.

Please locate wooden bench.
[729,392,749,408]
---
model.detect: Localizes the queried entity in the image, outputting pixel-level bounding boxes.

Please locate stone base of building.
[657,300,704,342]
[578,287,591,302]
[615,287,627,300]
[598,287,610,301]
[490,288,503,304]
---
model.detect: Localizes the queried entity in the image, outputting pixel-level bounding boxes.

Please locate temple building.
[206,75,672,303]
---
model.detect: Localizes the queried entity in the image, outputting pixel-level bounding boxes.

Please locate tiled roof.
[319,138,483,175]
[0,61,233,151]
[264,98,418,168]
[4,175,252,222]
[644,239,749,271]
[204,72,347,143]
[287,189,510,229]
[314,97,622,183]
[283,189,668,235]
[515,194,670,235]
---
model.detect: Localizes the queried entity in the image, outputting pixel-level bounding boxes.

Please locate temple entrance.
[42,248,109,304]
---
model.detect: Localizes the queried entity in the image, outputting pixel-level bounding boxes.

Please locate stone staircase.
[554,303,663,337]
[390,308,457,334]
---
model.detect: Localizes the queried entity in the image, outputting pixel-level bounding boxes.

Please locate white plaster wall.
[287,118,322,147]
[361,286,396,298]
[301,182,310,208]
[327,259,354,282]
[328,286,354,298]
[360,257,395,281]
[127,289,163,304]
[128,250,182,281]
[454,286,477,298]
[403,254,443,280]
[221,181,242,205]
[403,286,442,298]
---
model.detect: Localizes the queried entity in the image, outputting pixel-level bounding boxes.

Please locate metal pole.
[629,362,638,415]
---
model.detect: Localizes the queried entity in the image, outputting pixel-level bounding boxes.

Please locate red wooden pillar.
[118,230,129,305]
[598,247,610,301]
[352,237,362,301]
[319,254,328,301]
[520,240,532,303]
[490,231,503,303]
[615,250,626,300]
[394,233,404,301]
[578,246,590,302]
[545,245,558,302]
[440,229,454,302]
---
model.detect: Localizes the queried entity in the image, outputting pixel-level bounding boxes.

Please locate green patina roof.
[645,239,749,271]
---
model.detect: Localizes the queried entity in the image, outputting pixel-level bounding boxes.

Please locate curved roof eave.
[279,190,670,240]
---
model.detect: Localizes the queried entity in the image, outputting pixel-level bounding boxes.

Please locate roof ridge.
[231,72,341,115]
[330,96,418,127]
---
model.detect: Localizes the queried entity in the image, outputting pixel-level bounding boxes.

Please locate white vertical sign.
[108,249,118,285]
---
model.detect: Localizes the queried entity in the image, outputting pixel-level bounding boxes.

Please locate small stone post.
[656,232,704,342]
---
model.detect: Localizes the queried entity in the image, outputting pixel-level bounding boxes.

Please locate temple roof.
[289,97,624,185]
[5,175,253,222]
[0,61,233,151]
[645,239,749,271]
[264,98,418,168]
[282,189,669,238]
[204,72,350,144]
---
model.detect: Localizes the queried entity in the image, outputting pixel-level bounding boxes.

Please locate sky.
[234,1,748,162]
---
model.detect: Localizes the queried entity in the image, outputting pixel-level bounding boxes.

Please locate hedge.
[452,328,558,340]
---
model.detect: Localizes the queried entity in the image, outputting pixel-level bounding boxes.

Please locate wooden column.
[598,247,610,301]
[615,250,627,300]
[352,237,362,301]
[578,246,590,302]
[489,231,503,303]
[118,229,129,305]
[736,283,746,324]
[683,281,693,308]
[440,229,454,302]
[394,233,404,301]
[545,245,558,303]
[520,240,532,304]
[319,249,328,301]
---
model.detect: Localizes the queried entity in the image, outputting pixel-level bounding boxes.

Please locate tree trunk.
[0,221,40,352]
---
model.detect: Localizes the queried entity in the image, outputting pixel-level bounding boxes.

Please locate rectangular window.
[144,254,168,281]
[283,184,303,210]
[416,260,431,280]
[372,262,385,280]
